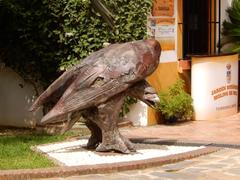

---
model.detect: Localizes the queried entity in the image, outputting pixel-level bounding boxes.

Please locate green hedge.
[0,0,152,86]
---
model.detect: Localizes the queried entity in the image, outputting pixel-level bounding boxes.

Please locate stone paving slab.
[40,148,240,180]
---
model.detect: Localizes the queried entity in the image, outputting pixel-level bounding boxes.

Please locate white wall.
[221,0,232,22]
[124,101,148,126]
[0,63,42,127]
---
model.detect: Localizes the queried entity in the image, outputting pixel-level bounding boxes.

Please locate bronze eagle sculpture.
[30,39,161,153]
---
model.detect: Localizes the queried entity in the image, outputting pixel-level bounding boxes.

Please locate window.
[180,0,221,59]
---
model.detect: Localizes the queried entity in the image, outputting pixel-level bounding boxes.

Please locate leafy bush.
[157,79,194,123]
[222,0,240,53]
[0,0,152,87]
[119,96,137,118]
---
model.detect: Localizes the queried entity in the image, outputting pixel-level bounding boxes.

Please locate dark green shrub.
[0,0,152,87]
[157,79,194,123]
[119,96,137,118]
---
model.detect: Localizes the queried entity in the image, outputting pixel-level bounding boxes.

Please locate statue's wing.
[29,66,82,112]
[40,69,132,124]
[29,44,121,112]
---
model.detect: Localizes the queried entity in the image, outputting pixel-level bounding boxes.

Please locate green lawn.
[0,129,89,170]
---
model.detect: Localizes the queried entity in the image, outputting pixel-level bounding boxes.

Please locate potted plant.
[156,79,193,123]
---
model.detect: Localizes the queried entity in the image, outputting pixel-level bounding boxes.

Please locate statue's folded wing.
[29,66,82,112]
[40,67,134,124]
[29,44,121,112]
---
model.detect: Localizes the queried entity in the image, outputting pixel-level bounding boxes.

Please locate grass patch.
[0,129,89,170]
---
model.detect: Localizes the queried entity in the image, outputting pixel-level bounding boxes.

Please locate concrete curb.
[0,146,221,180]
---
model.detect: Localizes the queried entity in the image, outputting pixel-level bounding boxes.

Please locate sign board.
[148,17,175,50]
[191,54,239,120]
[152,0,174,17]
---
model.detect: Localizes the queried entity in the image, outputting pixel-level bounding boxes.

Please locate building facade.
[129,0,238,125]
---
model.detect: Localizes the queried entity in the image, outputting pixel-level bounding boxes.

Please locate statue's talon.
[119,134,136,152]
[96,142,130,154]
[128,145,136,152]
[95,143,108,152]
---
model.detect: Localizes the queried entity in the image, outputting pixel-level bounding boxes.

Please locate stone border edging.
[131,138,240,149]
[0,146,221,180]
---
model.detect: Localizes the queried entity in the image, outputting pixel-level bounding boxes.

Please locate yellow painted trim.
[147,62,180,125]
[209,0,216,53]
[177,0,183,59]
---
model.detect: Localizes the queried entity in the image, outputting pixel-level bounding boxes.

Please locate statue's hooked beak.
[141,87,160,109]
[127,81,160,110]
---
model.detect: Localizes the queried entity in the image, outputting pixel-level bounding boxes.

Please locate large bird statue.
[30,39,161,153]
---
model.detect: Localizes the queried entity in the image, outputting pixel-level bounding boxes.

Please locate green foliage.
[0,0,152,87]
[119,96,138,118]
[157,79,193,123]
[222,0,240,53]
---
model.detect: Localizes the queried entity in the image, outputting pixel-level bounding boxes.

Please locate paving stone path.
[41,148,240,180]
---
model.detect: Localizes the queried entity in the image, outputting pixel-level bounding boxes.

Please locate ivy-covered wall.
[0,0,152,87]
